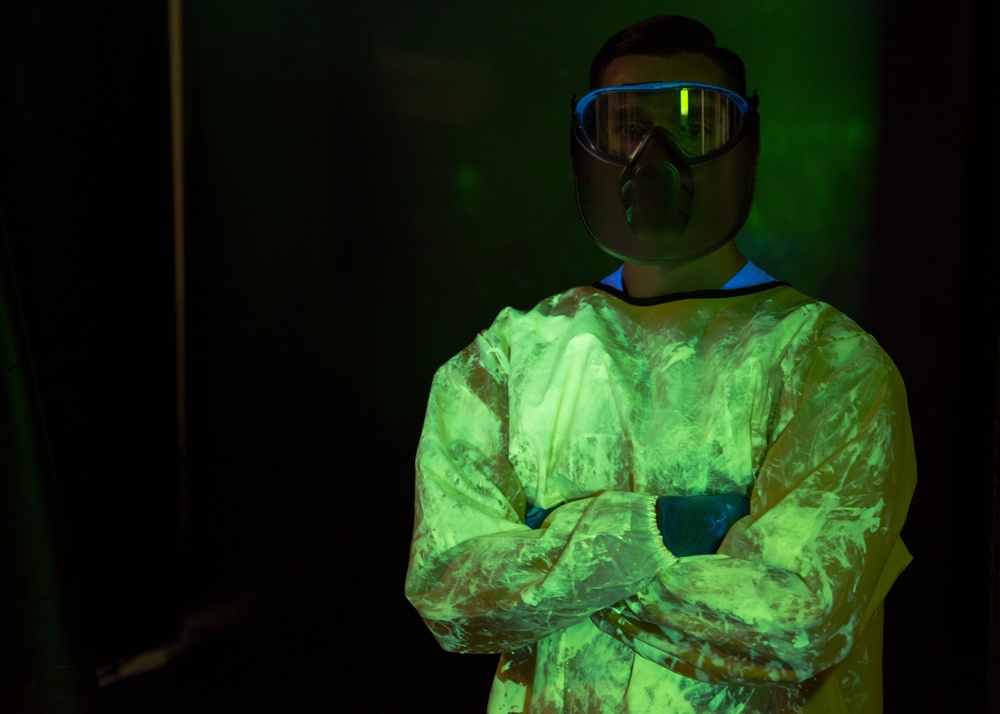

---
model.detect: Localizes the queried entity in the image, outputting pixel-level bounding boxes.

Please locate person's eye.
[681,122,704,138]
[618,122,648,138]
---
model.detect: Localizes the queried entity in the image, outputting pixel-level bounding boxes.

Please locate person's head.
[571,16,760,266]
[589,15,747,94]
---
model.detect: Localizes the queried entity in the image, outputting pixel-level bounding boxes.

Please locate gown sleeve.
[592,328,917,686]
[404,310,677,655]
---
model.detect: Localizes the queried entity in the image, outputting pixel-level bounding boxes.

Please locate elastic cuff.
[648,496,680,567]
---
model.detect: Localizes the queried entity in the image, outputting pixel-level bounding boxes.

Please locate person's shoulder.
[766,287,900,372]
[761,285,863,331]
[494,284,612,321]
[459,285,599,344]
[435,286,607,374]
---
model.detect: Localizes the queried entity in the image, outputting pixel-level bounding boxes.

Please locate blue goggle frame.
[573,82,759,164]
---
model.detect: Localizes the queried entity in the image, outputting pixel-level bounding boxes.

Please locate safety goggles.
[573,82,758,164]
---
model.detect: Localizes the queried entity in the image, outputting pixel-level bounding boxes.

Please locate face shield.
[571,82,760,265]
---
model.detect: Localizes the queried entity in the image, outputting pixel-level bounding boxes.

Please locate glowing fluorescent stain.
[680,87,689,120]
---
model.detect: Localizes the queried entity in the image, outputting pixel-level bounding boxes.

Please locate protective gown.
[405,280,916,713]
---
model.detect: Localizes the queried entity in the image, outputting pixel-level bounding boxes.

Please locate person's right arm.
[404,321,676,654]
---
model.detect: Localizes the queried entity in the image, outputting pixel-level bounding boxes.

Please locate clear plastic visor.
[575,82,753,163]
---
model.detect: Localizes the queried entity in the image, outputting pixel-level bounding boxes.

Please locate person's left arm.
[593,331,917,685]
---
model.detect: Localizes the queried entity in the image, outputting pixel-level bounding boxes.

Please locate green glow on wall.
[365,0,880,316]
[453,164,482,216]
[184,0,884,436]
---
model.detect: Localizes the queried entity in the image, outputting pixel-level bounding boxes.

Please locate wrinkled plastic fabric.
[405,283,916,713]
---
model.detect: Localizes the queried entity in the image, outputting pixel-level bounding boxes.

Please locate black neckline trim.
[591,280,789,306]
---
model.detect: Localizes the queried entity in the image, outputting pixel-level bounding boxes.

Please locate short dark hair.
[589,15,747,94]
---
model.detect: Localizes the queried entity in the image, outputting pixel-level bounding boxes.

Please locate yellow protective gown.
[405,281,916,713]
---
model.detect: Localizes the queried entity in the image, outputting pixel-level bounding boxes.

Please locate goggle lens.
[575,83,754,162]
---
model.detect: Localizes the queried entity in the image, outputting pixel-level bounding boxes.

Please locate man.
[405,15,915,713]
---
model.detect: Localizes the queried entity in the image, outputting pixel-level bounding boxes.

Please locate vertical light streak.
[168,0,187,550]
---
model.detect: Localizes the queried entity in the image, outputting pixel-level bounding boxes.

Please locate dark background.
[1,1,997,712]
